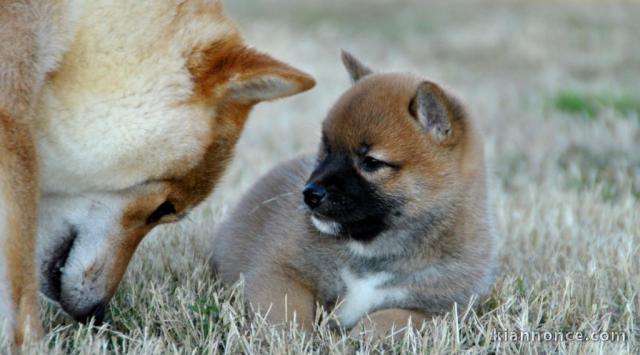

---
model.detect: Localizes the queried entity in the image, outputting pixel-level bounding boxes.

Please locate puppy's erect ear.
[410,81,452,141]
[341,50,373,83]
[226,49,316,102]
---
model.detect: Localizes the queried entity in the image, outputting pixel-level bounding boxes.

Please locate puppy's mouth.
[310,212,389,242]
[310,214,343,236]
[42,226,78,302]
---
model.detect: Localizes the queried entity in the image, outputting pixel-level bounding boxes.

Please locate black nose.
[43,228,77,302]
[303,183,326,209]
[75,302,107,325]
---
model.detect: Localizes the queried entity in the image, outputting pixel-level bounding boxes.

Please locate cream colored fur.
[33,1,237,317]
[1,0,315,334]
[336,269,408,328]
[35,1,234,193]
[0,0,79,120]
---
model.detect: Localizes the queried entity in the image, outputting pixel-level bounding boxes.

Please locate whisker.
[248,191,299,214]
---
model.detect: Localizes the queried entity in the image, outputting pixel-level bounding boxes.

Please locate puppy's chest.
[332,268,409,328]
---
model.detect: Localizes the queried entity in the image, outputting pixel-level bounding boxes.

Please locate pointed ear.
[410,81,452,141]
[226,49,316,103]
[341,50,373,83]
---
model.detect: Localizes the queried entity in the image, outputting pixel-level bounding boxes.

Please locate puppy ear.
[341,50,373,83]
[410,81,452,141]
[226,49,316,102]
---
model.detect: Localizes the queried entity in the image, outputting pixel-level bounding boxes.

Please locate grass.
[7,0,640,353]
[558,144,640,201]
[551,90,640,120]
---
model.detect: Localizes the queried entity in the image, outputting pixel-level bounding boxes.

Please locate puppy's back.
[211,155,314,284]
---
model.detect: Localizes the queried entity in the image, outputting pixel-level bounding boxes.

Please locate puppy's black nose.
[303,183,326,209]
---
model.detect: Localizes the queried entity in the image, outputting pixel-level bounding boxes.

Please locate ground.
[22,0,640,353]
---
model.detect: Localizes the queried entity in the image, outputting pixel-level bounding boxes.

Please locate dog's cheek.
[105,226,150,296]
[385,175,435,222]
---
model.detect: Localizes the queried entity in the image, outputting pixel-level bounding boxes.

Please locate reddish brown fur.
[111,102,256,298]
[0,110,42,345]
[188,38,315,103]
[106,40,315,302]
[212,68,495,336]
[0,0,58,344]
[1,0,315,341]
[323,74,483,204]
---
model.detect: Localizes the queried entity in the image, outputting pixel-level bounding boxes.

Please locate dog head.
[304,51,482,245]
[35,0,314,321]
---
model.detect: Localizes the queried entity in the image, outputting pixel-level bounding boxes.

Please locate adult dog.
[0,0,314,345]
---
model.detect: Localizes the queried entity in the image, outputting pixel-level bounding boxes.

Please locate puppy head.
[36,1,314,322]
[304,51,481,242]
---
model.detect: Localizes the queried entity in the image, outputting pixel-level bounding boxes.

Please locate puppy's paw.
[348,309,430,340]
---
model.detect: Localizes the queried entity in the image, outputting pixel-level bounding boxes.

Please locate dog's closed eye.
[146,200,177,225]
[360,155,400,173]
[361,156,386,172]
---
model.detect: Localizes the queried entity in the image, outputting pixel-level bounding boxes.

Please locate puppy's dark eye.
[146,200,176,225]
[361,156,386,172]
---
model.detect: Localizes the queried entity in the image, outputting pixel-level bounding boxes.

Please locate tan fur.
[42,4,313,315]
[110,63,313,303]
[211,55,496,335]
[350,309,431,339]
[1,0,315,342]
[0,0,71,344]
[244,267,316,331]
[0,111,41,346]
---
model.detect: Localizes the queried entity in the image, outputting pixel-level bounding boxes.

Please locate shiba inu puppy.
[211,52,496,336]
[0,0,314,344]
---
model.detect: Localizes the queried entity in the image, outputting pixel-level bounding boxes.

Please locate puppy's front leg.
[245,272,315,332]
[349,309,430,339]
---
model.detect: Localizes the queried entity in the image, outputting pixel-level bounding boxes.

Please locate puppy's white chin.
[311,215,341,236]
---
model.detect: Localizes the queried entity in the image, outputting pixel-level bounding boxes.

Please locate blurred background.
[222,0,640,202]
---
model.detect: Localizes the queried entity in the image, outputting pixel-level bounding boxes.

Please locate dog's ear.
[226,49,316,102]
[341,50,373,83]
[410,81,452,141]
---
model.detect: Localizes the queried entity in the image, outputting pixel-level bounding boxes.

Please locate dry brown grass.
[10,0,640,353]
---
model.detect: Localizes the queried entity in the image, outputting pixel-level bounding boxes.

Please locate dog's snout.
[303,183,326,209]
